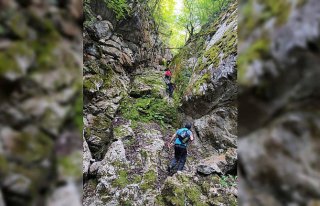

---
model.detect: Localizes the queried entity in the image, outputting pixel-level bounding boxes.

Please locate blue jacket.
[174,128,192,147]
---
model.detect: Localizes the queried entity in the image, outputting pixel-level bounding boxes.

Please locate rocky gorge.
[83,0,238,205]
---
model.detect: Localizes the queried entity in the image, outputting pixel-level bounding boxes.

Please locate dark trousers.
[168,83,174,97]
[170,145,187,171]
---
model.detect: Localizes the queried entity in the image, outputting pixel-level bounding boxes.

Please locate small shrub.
[105,0,130,20]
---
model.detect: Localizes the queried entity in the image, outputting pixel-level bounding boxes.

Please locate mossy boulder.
[130,69,166,98]
[156,174,208,206]
[1,127,53,164]
[57,150,82,181]
[84,114,113,159]
[119,96,179,127]
[140,169,157,191]
[113,121,134,140]
[0,41,35,79]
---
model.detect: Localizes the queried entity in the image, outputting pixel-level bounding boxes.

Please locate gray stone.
[3,174,31,196]
[0,190,6,206]
[103,140,126,163]
[113,121,134,140]
[89,161,101,175]
[197,148,237,175]
[194,107,237,150]
[103,40,122,50]
[46,182,82,206]
[101,46,122,58]
[89,20,113,40]
[85,43,100,57]
[83,137,92,175]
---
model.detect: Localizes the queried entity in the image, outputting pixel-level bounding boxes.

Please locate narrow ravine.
[83,0,237,205]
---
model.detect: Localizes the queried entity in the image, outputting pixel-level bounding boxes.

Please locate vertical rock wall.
[238,0,320,204]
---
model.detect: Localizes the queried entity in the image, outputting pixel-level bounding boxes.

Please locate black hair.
[184,123,192,129]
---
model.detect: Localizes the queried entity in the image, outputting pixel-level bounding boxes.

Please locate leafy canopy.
[148,0,232,53]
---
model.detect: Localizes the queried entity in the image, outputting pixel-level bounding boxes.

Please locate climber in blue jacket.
[166,123,194,175]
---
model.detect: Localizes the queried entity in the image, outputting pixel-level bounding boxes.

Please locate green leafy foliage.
[105,0,130,20]
[219,175,237,188]
[147,0,233,52]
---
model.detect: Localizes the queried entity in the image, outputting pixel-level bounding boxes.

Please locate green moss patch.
[58,151,82,180]
[10,131,53,164]
[140,169,157,191]
[203,26,237,69]
[112,170,129,188]
[238,37,270,85]
[0,41,34,75]
[119,96,178,127]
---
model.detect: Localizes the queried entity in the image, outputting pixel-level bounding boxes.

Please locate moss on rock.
[10,131,53,164]
[140,169,157,191]
[58,151,82,180]
[157,176,209,206]
[0,41,34,76]
[119,96,178,127]
[238,37,270,85]
[112,170,129,188]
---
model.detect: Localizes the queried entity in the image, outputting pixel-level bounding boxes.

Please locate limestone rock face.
[0,1,82,205]
[177,3,238,119]
[197,148,237,175]
[194,106,237,151]
[83,137,92,176]
[46,182,82,206]
[238,0,320,204]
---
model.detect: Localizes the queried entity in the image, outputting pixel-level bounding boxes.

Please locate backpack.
[164,77,171,85]
[176,128,190,144]
[165,70,172,77]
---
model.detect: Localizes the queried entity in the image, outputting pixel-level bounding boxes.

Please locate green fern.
[105,0,130,20]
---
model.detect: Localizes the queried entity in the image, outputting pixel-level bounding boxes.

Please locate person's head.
[184,123,192,130]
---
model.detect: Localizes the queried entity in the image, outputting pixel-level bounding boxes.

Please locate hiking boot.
[167,166,170,173]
